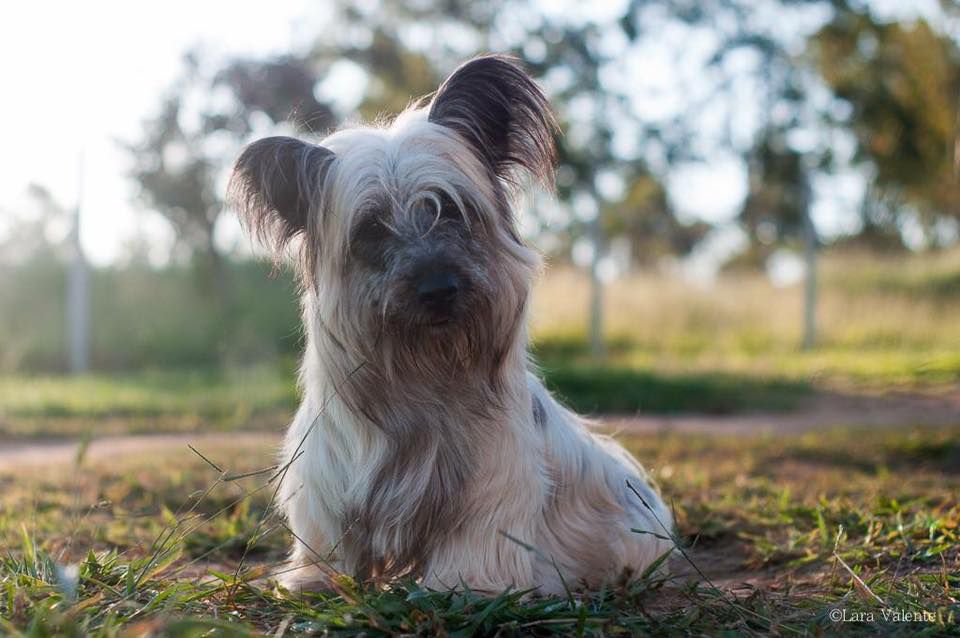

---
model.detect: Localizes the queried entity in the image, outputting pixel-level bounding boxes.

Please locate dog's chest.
[335,417,477,578]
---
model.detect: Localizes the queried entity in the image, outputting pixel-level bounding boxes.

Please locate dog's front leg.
[277,465,343,593]
[421,525,537,594]
[275,406,349,593]
[420,437,545,594]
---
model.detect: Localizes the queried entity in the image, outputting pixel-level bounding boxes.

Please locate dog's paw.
[276,562,340,595]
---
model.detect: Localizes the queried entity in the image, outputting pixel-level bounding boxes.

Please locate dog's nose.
[416,271,460,311]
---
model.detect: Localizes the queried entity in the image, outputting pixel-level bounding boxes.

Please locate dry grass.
[2,426,957,635]
[2,249,958,634]
[531,248,960,389]
[533,249,960,350]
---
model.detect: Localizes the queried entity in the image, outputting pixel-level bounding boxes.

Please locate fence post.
[67,152,90,374]
[802,208,818,350]
[589,210,606,360]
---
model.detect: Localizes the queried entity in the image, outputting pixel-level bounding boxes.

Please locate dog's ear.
[228,136,335,256]
[428,55,557,190]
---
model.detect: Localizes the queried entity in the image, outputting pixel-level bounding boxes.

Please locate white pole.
[801,207,817,350]
[589,210,605,360]
[67,151,90,373]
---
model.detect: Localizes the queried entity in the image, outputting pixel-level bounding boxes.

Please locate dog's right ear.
[227,136,335,257]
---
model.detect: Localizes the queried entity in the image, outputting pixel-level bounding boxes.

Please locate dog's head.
[229,55,557,379]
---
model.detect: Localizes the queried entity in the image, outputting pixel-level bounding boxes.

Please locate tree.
[0,184,71,265]
[126,53,336,294]
[810,11,960,245]
[0,186,72,371]
[127,93,224,289]
[739,128,813,257]
[602,169,710,266]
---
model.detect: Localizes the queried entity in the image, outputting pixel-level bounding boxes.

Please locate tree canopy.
[126,0,960,271]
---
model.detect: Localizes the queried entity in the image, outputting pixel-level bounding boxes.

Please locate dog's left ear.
[428,55,557,190]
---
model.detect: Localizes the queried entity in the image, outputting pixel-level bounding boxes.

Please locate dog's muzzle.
[409,258,466,325]
[417,270,459,312]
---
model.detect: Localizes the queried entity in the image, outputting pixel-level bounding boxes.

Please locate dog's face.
[229,56,556,379]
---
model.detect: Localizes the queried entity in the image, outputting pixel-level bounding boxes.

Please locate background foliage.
[2,0,960,387]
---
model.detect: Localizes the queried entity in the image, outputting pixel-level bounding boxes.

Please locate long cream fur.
[229,56,674,595]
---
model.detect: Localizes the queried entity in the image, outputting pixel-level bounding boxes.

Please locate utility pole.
[67,151,90,373]
[801,202,818,351]
[588,204,606,360]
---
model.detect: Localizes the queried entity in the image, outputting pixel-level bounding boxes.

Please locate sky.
[0,0,326,265]
[0,0,944,269]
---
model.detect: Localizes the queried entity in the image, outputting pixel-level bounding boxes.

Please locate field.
[531,249,960,392]
[1,248,959,635]
[2,426,958,635]
[4,249,960,437]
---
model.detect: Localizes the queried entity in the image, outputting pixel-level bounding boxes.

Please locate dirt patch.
[606,389,960,435]
[2,390,957,471]
[0,431,281,471]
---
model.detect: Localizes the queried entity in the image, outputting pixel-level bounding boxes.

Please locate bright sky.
[0,0,327,265]
[0,0,941,267]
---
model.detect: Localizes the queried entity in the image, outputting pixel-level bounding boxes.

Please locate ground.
[1,415,958,636]
[2,251,960,634]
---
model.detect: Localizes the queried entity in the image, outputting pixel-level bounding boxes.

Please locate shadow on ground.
[540,365,812,415]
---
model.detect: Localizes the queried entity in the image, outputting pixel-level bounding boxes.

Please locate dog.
[228,54,673,595]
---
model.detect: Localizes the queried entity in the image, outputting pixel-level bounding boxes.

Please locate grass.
[530,248,960,390]
[536,248,960,351]
[538,363,811,414]
[0,365,297,438]
[3,247,960,437]
[2,425,958,635]
[0,361,816,439]
[1,247,957,632]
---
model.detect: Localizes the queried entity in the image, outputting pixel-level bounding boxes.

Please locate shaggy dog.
[228,55,673,594]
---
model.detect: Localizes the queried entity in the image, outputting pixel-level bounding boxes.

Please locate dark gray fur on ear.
[227,136,335,257]
[428,55,558,189]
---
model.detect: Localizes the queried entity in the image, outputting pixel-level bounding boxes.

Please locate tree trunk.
[802,209,818,350]
[589,212,606,360]
[67,153,90,374]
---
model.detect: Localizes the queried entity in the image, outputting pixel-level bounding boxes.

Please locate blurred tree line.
[125,0,960,271]
[0,185,303,371]
[2,0,959,371]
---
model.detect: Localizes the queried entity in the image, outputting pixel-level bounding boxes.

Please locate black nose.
[416,271,460,311]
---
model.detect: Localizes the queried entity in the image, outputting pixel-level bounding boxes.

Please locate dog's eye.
[440,202,461,222]
[350,215,392,268]
[352,216,389,244]
[436,196,464,225]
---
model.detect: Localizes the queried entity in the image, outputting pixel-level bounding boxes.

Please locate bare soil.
[0,431,280,471]
[606,389,960,435]
[1,390,957,471]
[1,397,954,603]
